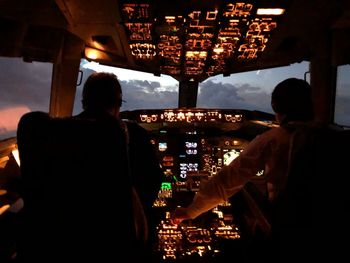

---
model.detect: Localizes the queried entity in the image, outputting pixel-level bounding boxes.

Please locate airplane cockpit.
[1,0,350,262]
[120,108,274,261]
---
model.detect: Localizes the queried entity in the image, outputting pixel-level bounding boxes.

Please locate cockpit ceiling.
[1,0,350,81]
[84,0,288,81]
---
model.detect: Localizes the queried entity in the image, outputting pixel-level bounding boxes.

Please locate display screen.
[223,149,241,166]
[179,162,199,179]
[158,142,167,152]
[185,141,198,155]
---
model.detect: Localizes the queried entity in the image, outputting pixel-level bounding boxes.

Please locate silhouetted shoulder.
[124,120,149,137]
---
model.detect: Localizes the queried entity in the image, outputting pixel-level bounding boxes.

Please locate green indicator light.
[161,182,172,190]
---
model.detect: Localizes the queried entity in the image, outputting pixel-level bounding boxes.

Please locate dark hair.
[271,78,314,123]
[82,72,122,111]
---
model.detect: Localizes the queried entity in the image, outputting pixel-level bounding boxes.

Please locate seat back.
[270,124,350,262]
[16,111,136,262]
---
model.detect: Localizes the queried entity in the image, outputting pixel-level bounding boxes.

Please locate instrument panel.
[150,127,249,261]
[121,109,272,261]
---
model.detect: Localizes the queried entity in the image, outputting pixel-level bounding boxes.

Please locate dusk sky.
[77,59,310,114]
[1,57,349,140]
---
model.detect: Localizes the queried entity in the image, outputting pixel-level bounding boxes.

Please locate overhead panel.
[118,0,286,81]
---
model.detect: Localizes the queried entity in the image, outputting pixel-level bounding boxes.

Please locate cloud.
[236,83,261,93]
[1,58,350,132]
[74,68,178,112]
[334,95,350,125]
[197,80,272,113]
[120,79,178,110]
[0,58,51,111]
[337,83,350,96]
[197,80,244,109]
[124,80,161,92]
[0,106,30,140]
[75,65,275,113]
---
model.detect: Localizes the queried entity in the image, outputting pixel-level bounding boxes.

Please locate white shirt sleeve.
[185,132,270,219]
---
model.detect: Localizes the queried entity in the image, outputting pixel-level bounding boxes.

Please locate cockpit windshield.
[75,59,310,114]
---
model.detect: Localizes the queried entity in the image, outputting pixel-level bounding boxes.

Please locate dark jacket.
[76,110,163,240]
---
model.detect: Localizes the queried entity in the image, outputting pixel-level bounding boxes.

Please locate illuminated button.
[0,204,10,215]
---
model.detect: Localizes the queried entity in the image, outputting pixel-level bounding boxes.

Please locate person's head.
[82,72,122,116]
[271,78,314,125]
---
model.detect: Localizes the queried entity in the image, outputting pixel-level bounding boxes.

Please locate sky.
[0,57,349,140]
[77,59,310,114]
